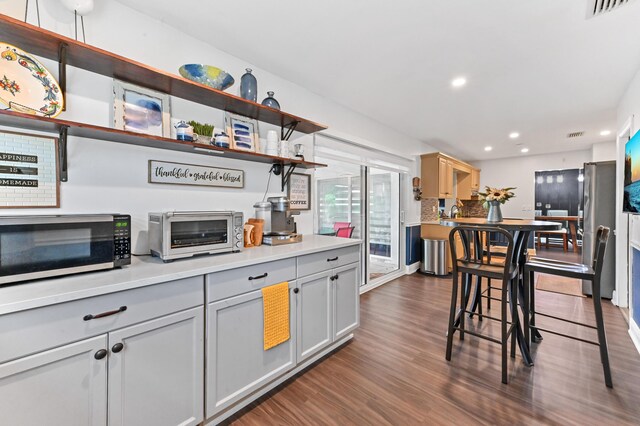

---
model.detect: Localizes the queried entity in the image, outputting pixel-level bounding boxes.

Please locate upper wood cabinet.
[471,168,481,191]
[421,152,480,199]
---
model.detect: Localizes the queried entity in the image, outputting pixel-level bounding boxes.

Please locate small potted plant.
[478,186,516,222]
[188,120,215,144]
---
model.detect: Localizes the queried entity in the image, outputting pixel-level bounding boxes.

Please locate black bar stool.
[445,226,519,384]
[523,225,612,388]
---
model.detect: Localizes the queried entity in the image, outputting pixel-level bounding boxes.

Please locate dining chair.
[333,222,351,232]
[523,225,612,387]
[335,226,355,238]
[445,226,519,384]
[536,210,569,252]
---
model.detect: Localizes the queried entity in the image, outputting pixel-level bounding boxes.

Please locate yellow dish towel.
[262,281,290,350]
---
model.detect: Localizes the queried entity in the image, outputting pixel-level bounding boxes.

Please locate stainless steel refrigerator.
[582,161,616,298]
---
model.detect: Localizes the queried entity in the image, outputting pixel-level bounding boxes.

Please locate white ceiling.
[117,0,640,161]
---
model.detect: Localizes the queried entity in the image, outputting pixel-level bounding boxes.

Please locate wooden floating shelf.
[0,109,327,169]
[0,14,327,135]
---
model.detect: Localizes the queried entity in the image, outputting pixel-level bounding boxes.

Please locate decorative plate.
[0,43,64,118]
[179,64,234,91]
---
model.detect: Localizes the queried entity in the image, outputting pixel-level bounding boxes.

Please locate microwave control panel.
[113,214,132,266]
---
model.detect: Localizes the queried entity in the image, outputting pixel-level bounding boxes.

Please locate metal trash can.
[420,238,448,276]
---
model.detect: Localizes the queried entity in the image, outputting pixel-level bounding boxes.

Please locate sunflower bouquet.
[478,186,516,209]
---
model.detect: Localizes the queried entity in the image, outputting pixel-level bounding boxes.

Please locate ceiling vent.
[567,131,585,138]
[588,0,634,18]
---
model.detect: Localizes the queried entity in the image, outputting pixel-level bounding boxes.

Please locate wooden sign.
[148,160,244,188]
[288,173,311,210]
[0,130,59,208]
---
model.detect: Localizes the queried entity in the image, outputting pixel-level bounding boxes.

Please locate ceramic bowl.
[179,64,234,91]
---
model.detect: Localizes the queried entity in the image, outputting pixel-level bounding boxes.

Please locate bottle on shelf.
[261,91,281,110]
[240,68,258,102]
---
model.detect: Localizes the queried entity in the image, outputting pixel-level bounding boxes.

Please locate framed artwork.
[113,80,171,137]
[225,112,258,152]
[0,130,60,208]
[288,173,311,210]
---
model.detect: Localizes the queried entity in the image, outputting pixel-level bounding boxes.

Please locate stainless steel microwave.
[0,214,131,285]
[148,211,243,262]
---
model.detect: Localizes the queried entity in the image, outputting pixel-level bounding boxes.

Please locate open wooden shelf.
[0,14,327,135]
[0,109,327,169]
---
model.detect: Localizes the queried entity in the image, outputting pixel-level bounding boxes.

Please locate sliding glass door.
[367,167,400,282]
[315,157,401,287]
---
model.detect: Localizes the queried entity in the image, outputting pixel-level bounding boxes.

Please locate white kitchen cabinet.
[296,270,333,362]
[0,335,108,426]
[206,283,296,418]
[333,263,360,341]
[108,307,204,426]
[297,261,360,363]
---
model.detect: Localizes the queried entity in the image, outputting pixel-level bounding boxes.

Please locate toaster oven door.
[0,216,115,283]
[166,214,232,255]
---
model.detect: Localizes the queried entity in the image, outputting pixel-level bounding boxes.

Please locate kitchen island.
[0,235,362,426]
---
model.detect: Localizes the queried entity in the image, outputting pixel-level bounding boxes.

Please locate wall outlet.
[432,206,436,213]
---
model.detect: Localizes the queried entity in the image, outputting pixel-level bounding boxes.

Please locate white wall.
[471,149,591,218]
[592,141,617,162]
[1,1,430,253]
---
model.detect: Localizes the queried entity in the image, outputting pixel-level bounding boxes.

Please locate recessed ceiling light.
[521,147,529,153]
[451,77,467,88]
[600,130,611,136]
[509,132,520,139]
[484,146,492,151]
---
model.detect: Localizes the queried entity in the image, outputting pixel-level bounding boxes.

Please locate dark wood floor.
[228,266,640,425]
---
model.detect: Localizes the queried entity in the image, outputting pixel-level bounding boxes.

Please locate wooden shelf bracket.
[58,43,67,111]
[58,125,68,182]
[281,120,299,141]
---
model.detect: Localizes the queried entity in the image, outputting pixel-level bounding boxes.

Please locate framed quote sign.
[287,173,311,210]
[148,160,244,188]
[0,130,60,208]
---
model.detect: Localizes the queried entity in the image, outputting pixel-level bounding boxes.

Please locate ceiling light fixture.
[484,146,492,152]
[451,77,467,88]
[600,130,611,136]
[521,147,529,153]
[509,132,520,139]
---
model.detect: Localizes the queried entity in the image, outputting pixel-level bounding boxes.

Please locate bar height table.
[440,217,562,366]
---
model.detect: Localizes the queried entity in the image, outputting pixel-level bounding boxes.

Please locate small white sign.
[148,160,244,188]
[288,173,311,210]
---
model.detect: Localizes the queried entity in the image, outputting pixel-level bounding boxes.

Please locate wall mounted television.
[624,129,640,213]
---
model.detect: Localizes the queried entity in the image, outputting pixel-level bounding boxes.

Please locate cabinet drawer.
[207,258,296,303]
[0,276,204,364]
[297,245,360,278]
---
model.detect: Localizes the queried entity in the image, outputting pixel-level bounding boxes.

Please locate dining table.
[439,217,562,366]
[535,215,581,253]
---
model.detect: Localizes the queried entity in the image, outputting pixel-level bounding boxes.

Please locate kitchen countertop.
[0,235,361,316]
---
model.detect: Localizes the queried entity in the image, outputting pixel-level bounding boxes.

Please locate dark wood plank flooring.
[227,270,640,425]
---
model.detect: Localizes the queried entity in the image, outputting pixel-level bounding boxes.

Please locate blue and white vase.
[261,91,281,110]
[240,68,257,102]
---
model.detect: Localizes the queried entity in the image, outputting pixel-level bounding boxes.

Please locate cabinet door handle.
[334,274,339,281]
[112,343,124,353]
[94,349,108,360]
[327,257,338,262]
[248,272,268,281]
[293,288,299,294]
[83,306,127,321]
[330,274,339,281]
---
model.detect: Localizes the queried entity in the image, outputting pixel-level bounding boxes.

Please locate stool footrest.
[535,311,597,329]
[531,326,600,346]
[452,325,516,344]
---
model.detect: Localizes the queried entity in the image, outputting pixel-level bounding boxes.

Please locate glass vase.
[261,91,281,110]
[240,68,257,102]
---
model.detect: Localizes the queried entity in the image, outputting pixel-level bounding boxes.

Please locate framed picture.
[113,80,171,137]
[288,173,311,210]
[0,130,60,208]
[225,112,258,152]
